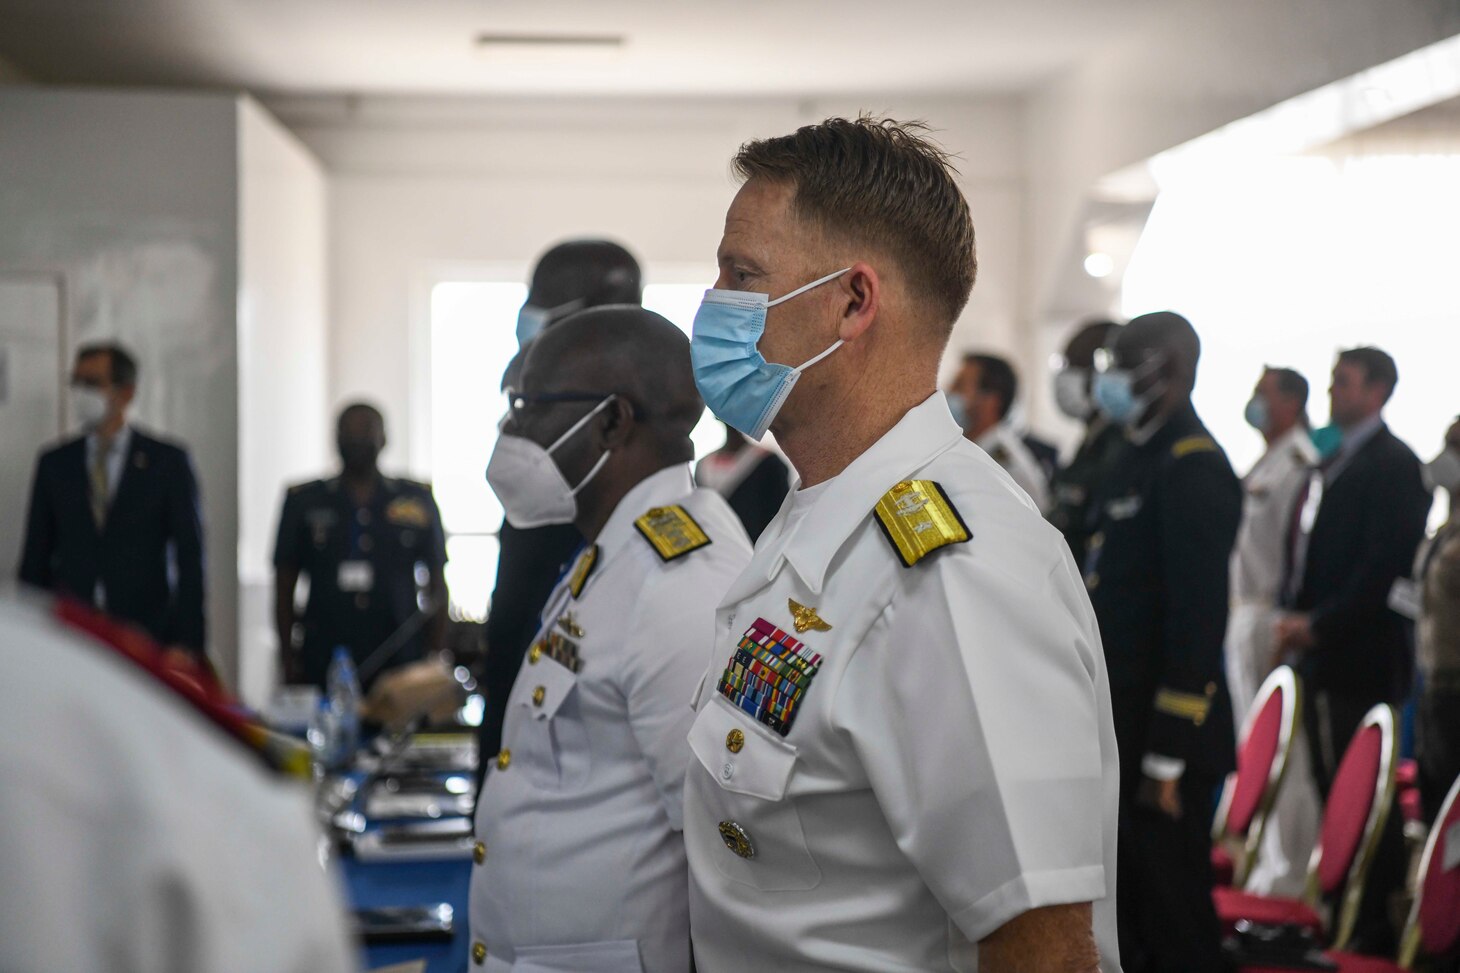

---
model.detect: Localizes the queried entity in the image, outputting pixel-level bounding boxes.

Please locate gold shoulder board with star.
[1171,436,1217,459]
[873,480,971,568]
[634,505,712,562]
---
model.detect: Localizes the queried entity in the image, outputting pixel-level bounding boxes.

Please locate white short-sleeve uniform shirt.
[685,394,1122,972]
[470,465,752,973]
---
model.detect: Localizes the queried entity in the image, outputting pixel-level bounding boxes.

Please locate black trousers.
[1304,688,1406,954]
[1117,769,1226,973]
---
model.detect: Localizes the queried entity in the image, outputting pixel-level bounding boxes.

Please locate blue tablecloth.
[342,852,471,973]
[336,765,474,973]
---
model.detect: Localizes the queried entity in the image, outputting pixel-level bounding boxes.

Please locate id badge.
[338,561,375,592]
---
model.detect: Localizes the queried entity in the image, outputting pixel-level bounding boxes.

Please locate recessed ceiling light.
[1084,252,1115,278]
[474,33,625,49]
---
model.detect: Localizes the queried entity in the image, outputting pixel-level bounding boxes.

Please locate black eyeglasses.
[502,388,637,426]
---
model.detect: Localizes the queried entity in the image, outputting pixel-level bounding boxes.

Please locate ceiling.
[0,0,1151,98]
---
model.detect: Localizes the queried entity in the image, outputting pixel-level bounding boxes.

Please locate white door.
[0,274,65,593]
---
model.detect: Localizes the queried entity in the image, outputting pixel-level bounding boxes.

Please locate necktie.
[90,437,112,528]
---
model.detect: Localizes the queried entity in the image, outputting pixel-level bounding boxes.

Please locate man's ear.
[597,396,636,449]
[837,261,880,344]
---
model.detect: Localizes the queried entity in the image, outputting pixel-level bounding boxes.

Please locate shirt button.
[528,645,542,664]
[473,841,486,865]
[532,686,546,707]
[496,749,511,771]
[725,729,745,753]
[471,941,487,965]
[721,761,735,781]
[1085,572,1101,591]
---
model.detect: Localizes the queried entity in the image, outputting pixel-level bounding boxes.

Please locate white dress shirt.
[469,465,752,973]
[975,422,1051,513]
[685,394,1121,972]
[0,595,354,973]
[86,423,134,503]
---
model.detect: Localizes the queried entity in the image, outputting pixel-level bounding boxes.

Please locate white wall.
[272,93,1026,475]
[236,97,329,705]
[0,86,241,677]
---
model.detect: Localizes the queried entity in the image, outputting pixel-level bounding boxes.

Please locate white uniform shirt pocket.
[516,659,590,790]
[688,693,821,891]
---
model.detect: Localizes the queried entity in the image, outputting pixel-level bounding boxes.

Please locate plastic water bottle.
[307,697,341,772]
[326,647,362,766]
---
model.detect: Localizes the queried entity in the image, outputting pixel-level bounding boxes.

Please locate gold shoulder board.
[873,480,971,568]
[634,505,712,562]
[568,545,600,598]
[1172,436,1217,459]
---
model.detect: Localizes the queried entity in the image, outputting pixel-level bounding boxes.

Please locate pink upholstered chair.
[1215,703,1399,951]
[1212,666,1302,889]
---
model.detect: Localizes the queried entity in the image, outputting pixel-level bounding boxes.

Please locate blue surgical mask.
[946,392,969,430]
[1244,396,1269,432]
[516,297,587,346]
[1093,354,1165,428]
[690,268,851,441]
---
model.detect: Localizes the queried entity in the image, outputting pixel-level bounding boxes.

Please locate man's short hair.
[528,239,643,310]
[76,342,138,389]
[732,115,977,337]
[965,352,1017,420]
[1265,366,1309,412]
[1337,346,1399,400]
[337,401,386,434]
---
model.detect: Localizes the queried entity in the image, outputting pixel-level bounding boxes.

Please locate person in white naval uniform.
[1227,367,1322,897]
[949,351,1052,513]
[685,117,1119,972]
[0,593,354,973]
[474,306,752,972]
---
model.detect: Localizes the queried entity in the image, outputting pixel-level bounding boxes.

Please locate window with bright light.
[1121,153,1459,528]
[429,275,723,619]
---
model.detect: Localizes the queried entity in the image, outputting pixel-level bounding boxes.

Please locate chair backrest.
[1306,703,1399,950]
[1398,772,1460,966]
[1212,666,1301,887]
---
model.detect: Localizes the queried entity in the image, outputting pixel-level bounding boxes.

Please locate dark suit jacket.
[1288,422,1430,700]
[19,429,206,652]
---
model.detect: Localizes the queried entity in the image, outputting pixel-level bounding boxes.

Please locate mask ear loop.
[546,394,618,455]
[766,267,852,307]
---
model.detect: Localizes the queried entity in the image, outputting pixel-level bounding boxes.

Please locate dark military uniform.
[1083,405,1241,973]
[274,476,447,689]
[1048,417,1126,569]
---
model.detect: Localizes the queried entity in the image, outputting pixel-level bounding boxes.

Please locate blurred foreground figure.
[0,594,354,973]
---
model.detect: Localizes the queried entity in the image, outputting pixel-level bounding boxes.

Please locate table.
[342,853,471,973]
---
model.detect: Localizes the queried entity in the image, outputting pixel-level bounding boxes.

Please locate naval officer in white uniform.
[473,306,752,972]
[1227,367,1321,897]
[685,117,1120,972]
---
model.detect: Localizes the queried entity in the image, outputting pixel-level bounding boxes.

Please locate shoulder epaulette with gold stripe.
[1172,436,1218,459]
[567,544,599,598]
[634,505,711,562]
[1153,684,1217,726]
[873,480,971,568]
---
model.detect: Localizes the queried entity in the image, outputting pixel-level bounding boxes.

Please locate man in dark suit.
[1275,346,1430,952]
[480,239,643,765]
[1277,347,1431,785]
[18,342,206,654]
[1083,311,1241,973]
